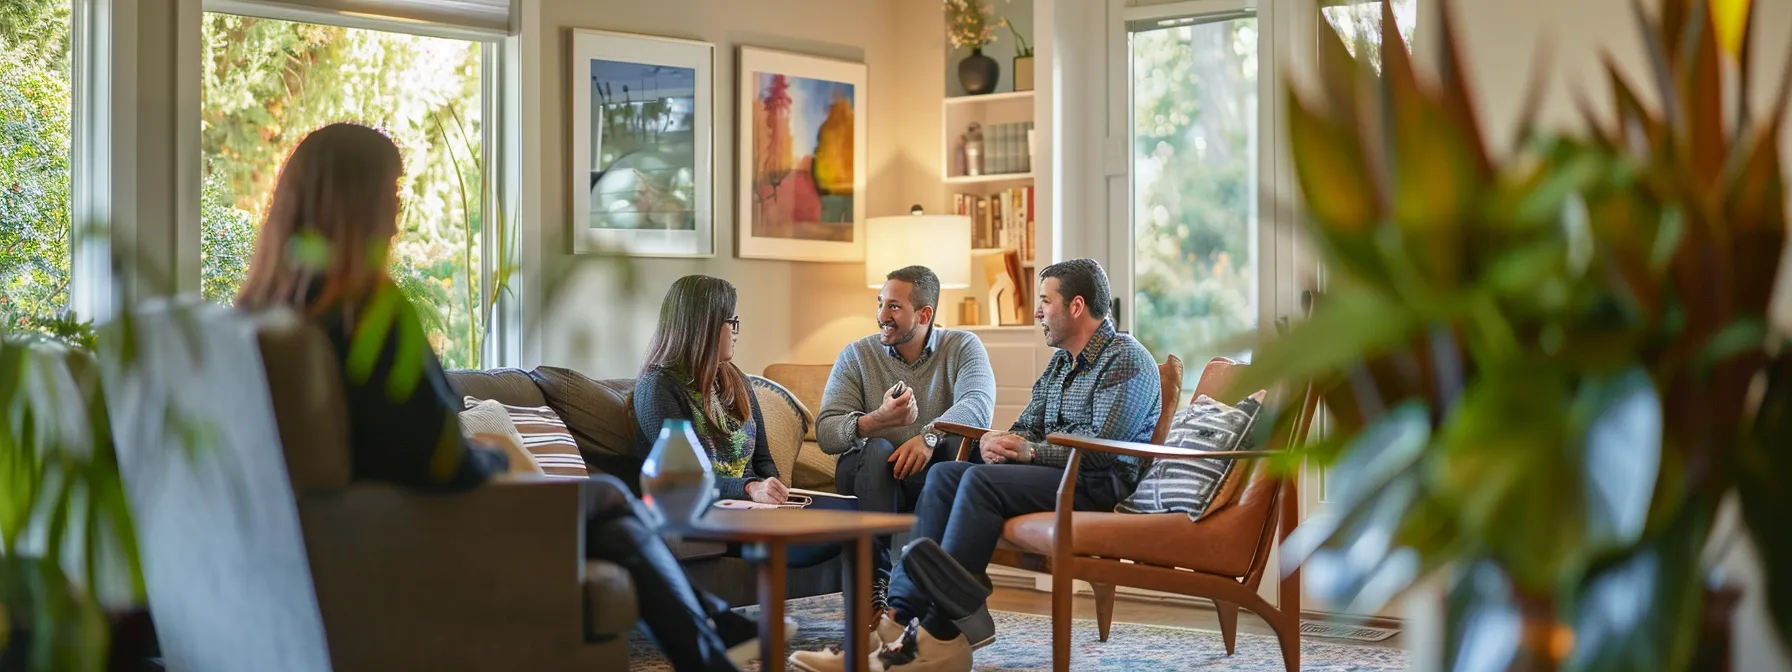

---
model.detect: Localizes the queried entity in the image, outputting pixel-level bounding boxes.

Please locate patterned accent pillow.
[1115,395,1262,521]
[463,397,589,479]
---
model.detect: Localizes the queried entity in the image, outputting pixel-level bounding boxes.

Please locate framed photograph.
[571,29,714,257]
[736,47,867,262]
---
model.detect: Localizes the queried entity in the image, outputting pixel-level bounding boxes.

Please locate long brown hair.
[640,275,751,429]
[235,123,405,314]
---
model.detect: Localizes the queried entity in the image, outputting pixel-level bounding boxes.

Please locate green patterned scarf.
[674,370,755,479]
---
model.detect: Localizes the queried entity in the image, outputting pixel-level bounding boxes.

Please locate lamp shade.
[864,214,972,289]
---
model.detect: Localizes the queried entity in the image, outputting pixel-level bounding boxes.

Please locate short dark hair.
[1038,258,1111,320]
[885,265,941,312]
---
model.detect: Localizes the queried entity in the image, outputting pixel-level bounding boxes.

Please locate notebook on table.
[712,488,858,511]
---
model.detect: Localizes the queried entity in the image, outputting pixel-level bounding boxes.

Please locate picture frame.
[570,29,715,257]
[735,46,868,262]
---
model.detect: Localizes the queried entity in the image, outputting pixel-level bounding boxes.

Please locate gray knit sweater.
[816,325,997,456]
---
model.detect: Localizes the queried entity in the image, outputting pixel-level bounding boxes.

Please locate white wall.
[526,0,912,379]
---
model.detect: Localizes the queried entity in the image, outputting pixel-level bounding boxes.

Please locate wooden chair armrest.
[934,421,994,461]
[933,421,993,441]
[1044,433,1278,461]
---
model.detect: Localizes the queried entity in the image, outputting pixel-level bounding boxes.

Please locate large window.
[200,13,488,369]
[0,0,73,330]
[1126,2,1416,385]
[1129,11,1261,371]
[1320,0,1417,72]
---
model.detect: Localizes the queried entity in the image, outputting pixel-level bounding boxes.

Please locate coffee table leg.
[757,543,789,672]
[843,536,873,672]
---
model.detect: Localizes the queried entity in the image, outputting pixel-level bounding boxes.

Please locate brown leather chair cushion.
[1004,459,1280,579]
[1152,355,1185,445]
[1191,357,1247,403]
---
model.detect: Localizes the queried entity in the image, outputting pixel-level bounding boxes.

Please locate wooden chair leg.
[1215,600,1239,655]
[1092,583,1116,642]
[1261,607,1301,672]
[1051,572,1073,672]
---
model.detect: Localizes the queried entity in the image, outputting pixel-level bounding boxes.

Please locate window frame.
[184,1,521,369]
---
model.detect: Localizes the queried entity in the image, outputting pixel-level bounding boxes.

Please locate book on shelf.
[953,185,1035,259]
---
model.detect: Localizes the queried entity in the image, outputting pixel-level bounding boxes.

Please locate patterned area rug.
[628,595,1410,671]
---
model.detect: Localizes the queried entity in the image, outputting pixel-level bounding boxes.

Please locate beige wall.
[1440,0,1792,334]
[529,0,919,379]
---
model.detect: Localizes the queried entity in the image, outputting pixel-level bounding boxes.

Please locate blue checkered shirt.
[1011,321,1161,490]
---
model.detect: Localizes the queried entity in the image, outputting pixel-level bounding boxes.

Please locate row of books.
[979,121,1034,175]
[952,187,1035,262]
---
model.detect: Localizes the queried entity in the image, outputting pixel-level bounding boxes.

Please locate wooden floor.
[986,586,1406,650]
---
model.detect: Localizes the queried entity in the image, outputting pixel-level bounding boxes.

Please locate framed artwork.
[570,29,714,257]
[735,47,867,262]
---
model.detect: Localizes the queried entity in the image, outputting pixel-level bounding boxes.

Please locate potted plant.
[944,0,999,95]
[1233,0,1792,669]
[1001,15,1034,92]
[0,314,146,672]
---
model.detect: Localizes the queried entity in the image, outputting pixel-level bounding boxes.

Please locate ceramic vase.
[639,419,716,526]
[958,47,1000,95]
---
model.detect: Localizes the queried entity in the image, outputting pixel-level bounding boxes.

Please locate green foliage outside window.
[1130,19,1258,371]
[0,0,71,334]
[200,14,487,369]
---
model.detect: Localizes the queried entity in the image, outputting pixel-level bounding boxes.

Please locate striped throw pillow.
[1116,395,1262,521]
[463,397,589,479]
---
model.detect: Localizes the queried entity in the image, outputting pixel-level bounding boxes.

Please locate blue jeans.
[833,436,964,584]
[885,461,1126,625]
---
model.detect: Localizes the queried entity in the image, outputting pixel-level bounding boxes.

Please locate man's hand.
[979,431,1031,464]
[889,435,932,480]
[863,383,918,433]
[745,477,791,504]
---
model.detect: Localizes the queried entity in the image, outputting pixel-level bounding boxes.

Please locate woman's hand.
[745,477,791,504]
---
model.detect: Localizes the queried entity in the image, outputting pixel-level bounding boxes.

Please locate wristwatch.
[922,423,946,449]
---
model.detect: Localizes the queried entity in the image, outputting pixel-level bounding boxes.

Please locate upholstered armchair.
[109,304,630,671]
[935,356,1318,672]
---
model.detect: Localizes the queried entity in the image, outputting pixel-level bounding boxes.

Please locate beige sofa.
[761,363,840,492]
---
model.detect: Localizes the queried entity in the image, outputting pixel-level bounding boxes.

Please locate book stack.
[951,186,1036,264]
[981,121,1034,175]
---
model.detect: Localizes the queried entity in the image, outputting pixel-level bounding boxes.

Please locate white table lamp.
[863,211,972,289]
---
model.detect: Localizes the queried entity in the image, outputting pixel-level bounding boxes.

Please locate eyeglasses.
[725,316,741,335]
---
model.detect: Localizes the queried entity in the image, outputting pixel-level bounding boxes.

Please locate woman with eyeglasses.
[635,275,789,506]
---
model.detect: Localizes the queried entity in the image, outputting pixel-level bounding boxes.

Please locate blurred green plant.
[1231,0,1790,669]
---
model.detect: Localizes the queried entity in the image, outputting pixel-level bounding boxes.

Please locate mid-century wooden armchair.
[936,356,1319,672]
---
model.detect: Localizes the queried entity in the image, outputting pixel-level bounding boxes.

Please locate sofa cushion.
[791,440,837,493]
[1116,395,1263,522]
[762,364,829,441]
[462,397,589,478]
[446,368,548,408]
[748,376,808,482]
[530,366,641,481]
[583,559,638,639]
[459,399,544,476]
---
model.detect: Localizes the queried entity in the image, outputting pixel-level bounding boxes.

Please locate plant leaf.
[1443,561,1523,672]
[1565,499,1712,672]
[1221,288,1419,404]
[1575,366,1662,553]
[1288,83,1379,233]
[1739,349,1792,651]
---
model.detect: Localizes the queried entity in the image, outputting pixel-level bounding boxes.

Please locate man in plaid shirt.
[790,259,1162,672]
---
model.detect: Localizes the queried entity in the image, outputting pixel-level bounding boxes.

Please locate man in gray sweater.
[817,265,995,594]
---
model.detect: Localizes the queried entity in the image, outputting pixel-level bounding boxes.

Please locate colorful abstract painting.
[736,47,866,262]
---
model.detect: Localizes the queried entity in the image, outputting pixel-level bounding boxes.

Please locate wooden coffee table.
[667,508,916,672]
